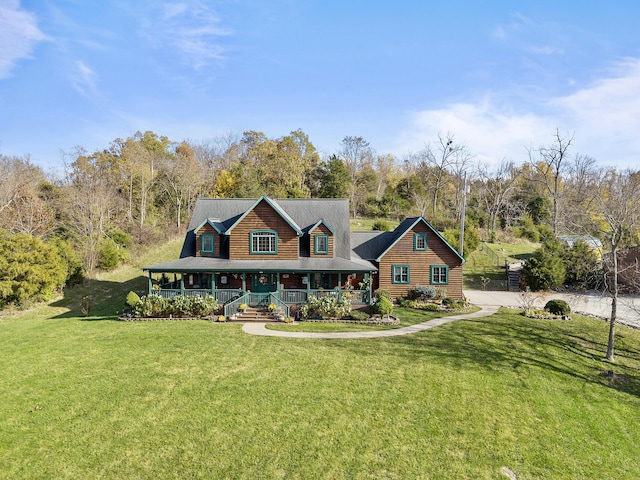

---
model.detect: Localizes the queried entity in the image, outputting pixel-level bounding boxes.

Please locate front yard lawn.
[266,305,480,332]
[2,303,640,478]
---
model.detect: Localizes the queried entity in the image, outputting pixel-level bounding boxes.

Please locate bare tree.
[0,154,42,216]
[421,133,472,217]
[527,128,574,234]
[157,142,204,228]
[584,168,640,361]
[338,136,375,218]
[476,159,521,233]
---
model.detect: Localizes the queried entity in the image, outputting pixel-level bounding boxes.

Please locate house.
[558,234,603,253]
[142,196,465,315]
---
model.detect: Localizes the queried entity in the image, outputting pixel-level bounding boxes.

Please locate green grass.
[267,306,481,332]
[464,240,540,290]
[350,218,400,231]
[2,239,640,478]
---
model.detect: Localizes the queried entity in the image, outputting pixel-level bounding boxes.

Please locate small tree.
[522,239,566,291]
[582,168,640,361]
[373,296,393,316]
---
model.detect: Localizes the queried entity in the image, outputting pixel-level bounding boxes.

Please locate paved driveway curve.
[241,302,499,339]
[242,289,640,338]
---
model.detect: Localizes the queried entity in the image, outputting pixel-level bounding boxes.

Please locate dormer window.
[314,234,329,254]
[251,230,278,254]
[200,234,215,254]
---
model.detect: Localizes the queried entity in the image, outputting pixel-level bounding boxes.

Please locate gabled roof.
[305,218,334,235]
[184,197,352,259]
[351,217,465,263]
[193,217,225,234]
[375,217,465,263]
[225,196,303,236]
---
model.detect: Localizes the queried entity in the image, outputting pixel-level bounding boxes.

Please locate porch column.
[338,273,342,289]
[241,273,247,292]
[367,272,373,304]
[306,272,311,300]
[211,273,216,295]
[148,271,153,294]
[180,274,185,295]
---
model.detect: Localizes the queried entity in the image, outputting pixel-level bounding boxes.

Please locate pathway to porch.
[241,303,499,339]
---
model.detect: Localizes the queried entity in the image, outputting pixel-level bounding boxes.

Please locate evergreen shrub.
[544,299,571,316]
[373,296,393,315]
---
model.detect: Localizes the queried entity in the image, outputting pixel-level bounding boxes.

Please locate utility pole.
[459,174,468,257]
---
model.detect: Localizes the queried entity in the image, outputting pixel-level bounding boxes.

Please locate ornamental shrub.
[300,294,352,319]
[373,296,393,316]
[407,285,437,301]
[442,297,466,309]
[125,291,141,309]
[133,294,218,318]
[374,289,391,300]
[422,303,441,312]
[544,299,571,316]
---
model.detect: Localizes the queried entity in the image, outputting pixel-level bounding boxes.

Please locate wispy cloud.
[70,60,98,97]
[492,11,565,58]
[395,57,640,170]
[395,99,550,166]
[0,0,47,78]
[142,1,232,69]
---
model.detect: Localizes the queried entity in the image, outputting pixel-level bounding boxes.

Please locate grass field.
[2,239,640,478]
[463,240,540,290]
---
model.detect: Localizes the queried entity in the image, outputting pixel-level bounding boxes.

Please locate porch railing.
[224,293,251,318]
[152,288,369,306]
[153,288,243,303]
[268,293,290,318]
[275,289,369,305]
[222,292,290,319]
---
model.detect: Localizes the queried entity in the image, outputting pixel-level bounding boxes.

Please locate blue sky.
[2,1,640,172]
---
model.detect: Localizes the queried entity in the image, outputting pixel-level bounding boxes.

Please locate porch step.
[235,307,279,322]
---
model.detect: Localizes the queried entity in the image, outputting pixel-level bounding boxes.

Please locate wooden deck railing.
[152,288,369,306]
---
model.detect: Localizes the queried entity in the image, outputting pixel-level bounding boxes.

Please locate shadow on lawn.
[50,276,148,320]
[339,317,640,398]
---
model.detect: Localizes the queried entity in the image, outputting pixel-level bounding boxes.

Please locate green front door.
[251,273,277,293]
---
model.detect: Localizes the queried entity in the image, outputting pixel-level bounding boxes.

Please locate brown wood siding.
[215,273,242,289]
[310,224,334,258]
[228,201,299,260]
[195,224,220,257]
[377,224,463,299]
[279,273,306,290]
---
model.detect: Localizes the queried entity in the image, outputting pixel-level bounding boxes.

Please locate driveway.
[464,290,640,329]
[242,289,640,338]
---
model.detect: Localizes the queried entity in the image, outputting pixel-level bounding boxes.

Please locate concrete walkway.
[241,289,640,338]
[241,302,499,339]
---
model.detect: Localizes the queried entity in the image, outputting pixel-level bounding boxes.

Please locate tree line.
[2,127,640,359]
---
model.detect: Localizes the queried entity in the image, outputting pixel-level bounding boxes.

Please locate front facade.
[143,196,464,315]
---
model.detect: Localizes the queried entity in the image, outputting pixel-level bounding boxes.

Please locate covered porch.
[144,270,373,307]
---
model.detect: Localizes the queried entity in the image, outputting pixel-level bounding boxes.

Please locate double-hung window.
[314,234,329,254]
[200,234,215,254]
[431,265,449,285]
[392,265,410,284]
[250,230,278,254]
